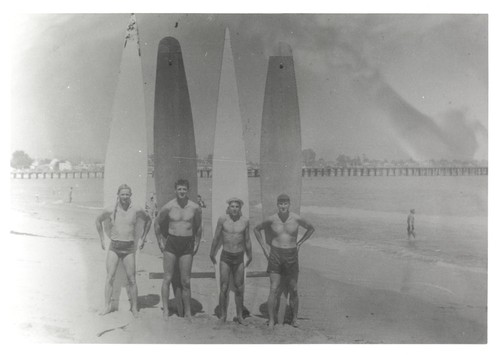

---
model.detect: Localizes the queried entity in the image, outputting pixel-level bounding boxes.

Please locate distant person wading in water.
[95,184,152,317]
[407,209,416,239]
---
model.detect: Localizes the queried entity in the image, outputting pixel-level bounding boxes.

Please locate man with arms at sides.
[95,184,152,318]
[210,197,252,325]
[154,179,202,321]
[253,194,315,328]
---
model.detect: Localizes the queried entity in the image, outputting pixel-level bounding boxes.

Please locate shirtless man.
[210,197,252,324]
[95,184,152,317]
[407,209,416,239]
[254,194,315,328]
[154,179,202,320]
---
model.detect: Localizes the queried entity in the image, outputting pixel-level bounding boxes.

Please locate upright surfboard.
[260,42,302,324]
[153,36,198,317]
[211,28,250,320]
[103,14,148,311]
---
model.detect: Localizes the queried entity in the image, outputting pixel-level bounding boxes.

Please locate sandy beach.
[8,178,487,344]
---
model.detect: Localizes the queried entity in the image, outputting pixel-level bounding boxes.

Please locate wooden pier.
[11,166,488,179]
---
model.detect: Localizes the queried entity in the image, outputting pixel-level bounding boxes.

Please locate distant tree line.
[301,150,487,168]
[11,151,34,170]
[11,150,488,171]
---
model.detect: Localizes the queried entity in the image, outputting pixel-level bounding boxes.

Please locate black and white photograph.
[7,5,491,346]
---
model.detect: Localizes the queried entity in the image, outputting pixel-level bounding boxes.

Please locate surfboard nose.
[158,37,182,53]
[276,42,293,56]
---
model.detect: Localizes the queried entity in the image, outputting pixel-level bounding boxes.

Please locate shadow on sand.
[164,297,204,316]
[138,294,160,310]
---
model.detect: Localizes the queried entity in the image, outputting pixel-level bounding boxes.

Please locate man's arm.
[137,209,152,250]
[253,219,272,259]
[192,206,203,256]
[296,216,315,250]
[154,205,169,252]
[244,220,252,267]
[209,217,224,264]
[95,209,112,250]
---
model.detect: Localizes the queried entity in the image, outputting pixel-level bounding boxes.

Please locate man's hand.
[101,240,106,251]
[264,245,271,259]
[210,255,217,265]
[158,238,165,253]
[138,239,146,250]
[245,257,252,268]
[192,243,200,256]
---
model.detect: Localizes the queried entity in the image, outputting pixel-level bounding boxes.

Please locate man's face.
[175,184,188,199]
[228,202,241,217]
[119,189,132,204]
[277,201,290,213]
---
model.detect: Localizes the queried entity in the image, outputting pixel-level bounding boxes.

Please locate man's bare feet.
[290,319,299,328]
[162,310,169,321]
[99,305,113,316]
[235,316,247,326]
[131,308,139,318]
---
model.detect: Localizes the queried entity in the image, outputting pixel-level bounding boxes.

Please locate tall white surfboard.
[103,14,148,311]
[211,28,250,319]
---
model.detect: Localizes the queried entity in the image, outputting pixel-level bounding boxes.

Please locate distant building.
[58,161,72,171]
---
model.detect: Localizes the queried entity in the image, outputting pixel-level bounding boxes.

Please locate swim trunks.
[267,246,299,276]
[220,250,244,266]
[164,234,194,256]
[110,240,135,258]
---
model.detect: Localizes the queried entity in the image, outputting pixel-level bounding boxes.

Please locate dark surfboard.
[153,36,198,317]
[260,42,302,325]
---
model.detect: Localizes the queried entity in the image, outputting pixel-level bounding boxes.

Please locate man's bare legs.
[122,253,139,318]
[267,273,281,328]
[100,250,120,315]
[288,276,299,327]
[218,261,231,322]
[233,263,246,325]
[179,254,194,320]
[161,251,177,320]
[172,263,184,317]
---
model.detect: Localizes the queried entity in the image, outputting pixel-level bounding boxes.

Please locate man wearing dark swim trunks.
[95,184,152,317]
[254,194,314,328]
[154,179,202,321]
[210,197,252,324]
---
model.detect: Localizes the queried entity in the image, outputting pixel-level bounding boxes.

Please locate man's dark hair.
[175,179,190,189]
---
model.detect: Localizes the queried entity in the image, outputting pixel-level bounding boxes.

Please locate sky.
[9,12,488,163]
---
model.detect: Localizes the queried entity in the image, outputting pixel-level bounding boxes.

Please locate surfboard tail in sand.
[103,14,148,312]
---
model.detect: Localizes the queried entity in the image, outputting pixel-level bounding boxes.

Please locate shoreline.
[9,203,486,343]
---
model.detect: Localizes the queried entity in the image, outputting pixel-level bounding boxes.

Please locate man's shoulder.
[289,211,301,220]
[218,214,229,222]
[268,213,279,221]
[165,199,177,208]
[130,203,146,214]
[187,200,201,210]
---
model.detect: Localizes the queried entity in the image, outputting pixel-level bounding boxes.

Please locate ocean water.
[10,175,487,269]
